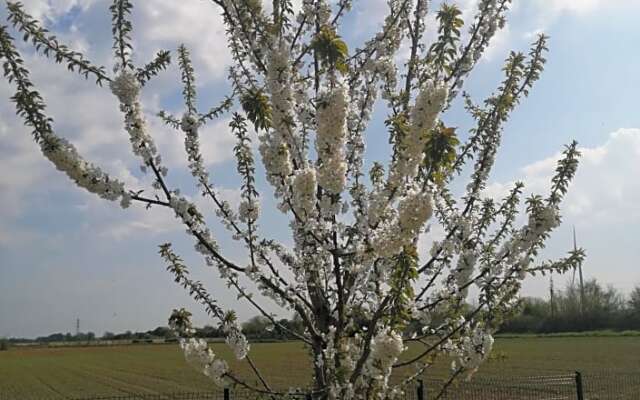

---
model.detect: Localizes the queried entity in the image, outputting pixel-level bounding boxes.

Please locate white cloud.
[351,0,388,35]
[0,1,243,245]
[481,22,511,62]
[522,0,640,37]
[12,0,98,21]
[482,128,640,294]
[0,119,48,215]
[537,0,603,16]
[95,202,177,240]
[523,0,600,35]
[416,129,640,298]
[485,128,640,226]
[134,1,231,81]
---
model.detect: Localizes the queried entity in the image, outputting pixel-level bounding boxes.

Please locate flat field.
[0,336,639,399]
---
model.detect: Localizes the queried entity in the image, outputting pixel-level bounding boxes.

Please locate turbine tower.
[549,274,556,319]
[573,226,585,314]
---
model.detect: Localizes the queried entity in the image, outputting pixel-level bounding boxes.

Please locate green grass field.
[0,337,639,399]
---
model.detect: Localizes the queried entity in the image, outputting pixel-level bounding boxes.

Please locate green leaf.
[312,25,349,75]
[423,123,460,184]
[241,88,272,131]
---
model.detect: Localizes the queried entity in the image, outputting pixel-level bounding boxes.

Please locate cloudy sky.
[1,0,639,339]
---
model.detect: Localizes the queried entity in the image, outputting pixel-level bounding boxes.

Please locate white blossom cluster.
[169,196,198,226]
[318,326,370,400]
[40,133,131,208]
[292,167,317,217]
[180,338,228,386]
[316,83,349,195]
[293,78,315,131]
[238,199,260,223]
[454,0,506,93]
[365,329,404,391]
[301,0,331,25]
[180,113,209,186]
[109,70,139,106]
[265,43,292,134]
[223,322,250,360]
[264,43,299,165]
[259,140,293,190]
[110,72,161,170]
[345,0,410,195]
[169,196,222,268]
[493,205,561,279]
[390,81,448,188]
[450,327,494,376]
[372,189,433,258]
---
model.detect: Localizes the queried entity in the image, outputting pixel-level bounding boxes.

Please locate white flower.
[181,113,209,185]
[109,71,140,106]
[40,133,128,207]
[179,338,228,386]
[389,81,448,188]
[265,43,301,159]
[170,196,194,223]
[372,189,433,258]
[537,206,560,231]
[259,139,292,184]
[317,158,348,195]
[366,329,404,387]
[119,193,132,209]
[111,73,159,170]
[180,113,200,133]
[452,328,494,375]
[204,359,229,386]
[370,330,404,366]
[223,323,250,360]
[180,338,214,371]
[293,167,317,216]
[238,199,260,223]
[397,189,433,234]
[316,82,349,195]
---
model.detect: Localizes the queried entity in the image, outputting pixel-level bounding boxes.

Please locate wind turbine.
[573,226,585,314]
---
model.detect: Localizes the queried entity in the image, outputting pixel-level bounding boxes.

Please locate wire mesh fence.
[580,372,640,400]
[62,389,311,400]
[68,394,226,400]
[412,371,640,400]
[6,371,640,400]
[419,373,578,400]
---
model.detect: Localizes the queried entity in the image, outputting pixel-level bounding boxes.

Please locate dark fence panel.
[421,374,577,400]
[69,394,225,400]
[417,371,640,400]
[581,372,640,400]
[65,390,312,400]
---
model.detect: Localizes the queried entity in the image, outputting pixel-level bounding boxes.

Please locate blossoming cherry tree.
[0,0,584,399]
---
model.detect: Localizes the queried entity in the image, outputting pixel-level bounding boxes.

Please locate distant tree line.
[4,280,639,345]
[240,315,305,340]
[5,314,308,344]
[500,280,640,333]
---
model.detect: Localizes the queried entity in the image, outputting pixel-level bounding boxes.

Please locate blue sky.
[1,0,639,338]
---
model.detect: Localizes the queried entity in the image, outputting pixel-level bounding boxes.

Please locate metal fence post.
[416,378,425,400]
[223,387,230,400]
[575,371,584,400]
